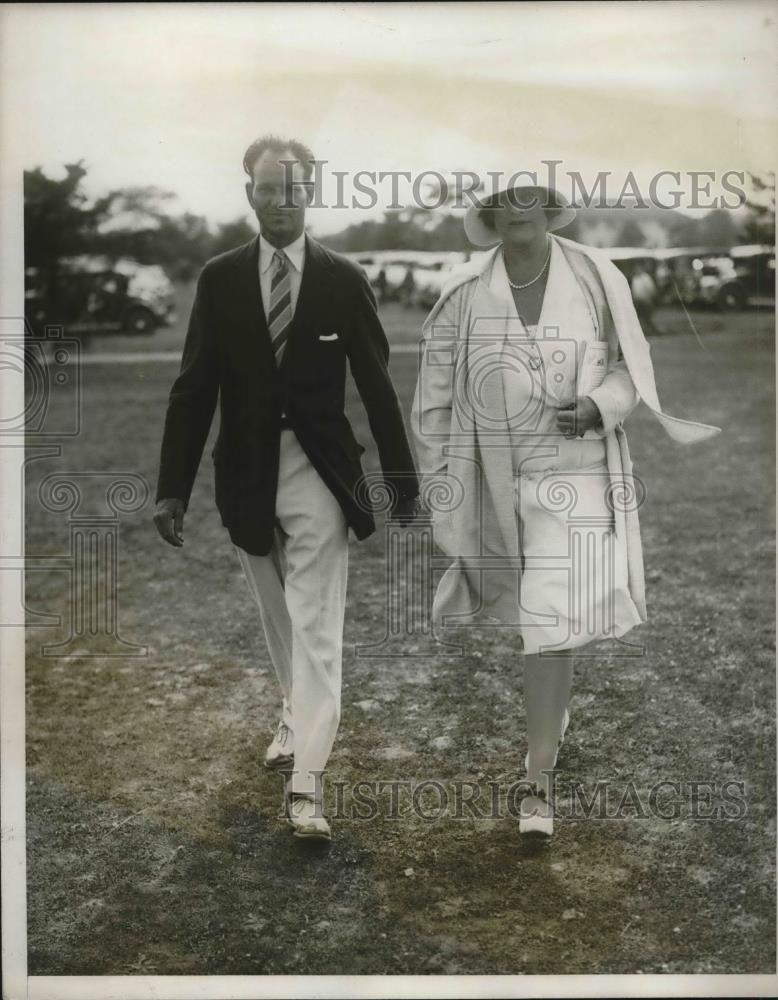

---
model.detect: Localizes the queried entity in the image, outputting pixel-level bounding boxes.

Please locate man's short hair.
[243,134,316,181]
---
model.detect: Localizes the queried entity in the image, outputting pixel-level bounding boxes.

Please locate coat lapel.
[231,232,334,374]
[233,235,275,370]
[461,260,524,623]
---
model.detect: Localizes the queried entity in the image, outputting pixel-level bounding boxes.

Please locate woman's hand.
[555,397,603,439]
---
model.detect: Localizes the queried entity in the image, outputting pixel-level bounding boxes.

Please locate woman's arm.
[586,321,640,436]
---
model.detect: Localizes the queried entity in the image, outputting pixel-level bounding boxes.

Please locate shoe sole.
[285,817,332,841]
[264,755,295,770]
[291,827,332,842]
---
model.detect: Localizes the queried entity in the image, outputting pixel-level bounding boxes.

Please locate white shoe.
[264,720,294,769]
[519,781,554,839]
[286,795,332,841]
[524,708,570,773]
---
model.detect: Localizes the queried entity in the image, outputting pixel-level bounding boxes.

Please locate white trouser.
[235,429,349,798]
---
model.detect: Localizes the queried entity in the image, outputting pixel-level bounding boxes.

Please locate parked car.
[25,256,177,336]
[666,252,756,310]
[729,245,776,308]
[342,250,469,306]
[649,245,776,310]
[650,247,731,308]
[691,255,744,309]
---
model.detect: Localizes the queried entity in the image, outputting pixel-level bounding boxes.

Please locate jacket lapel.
[463,265,522,617]
[233,235,275,370]
[469,251,512,448]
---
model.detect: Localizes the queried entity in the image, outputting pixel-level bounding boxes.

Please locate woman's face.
[491,189,550,249]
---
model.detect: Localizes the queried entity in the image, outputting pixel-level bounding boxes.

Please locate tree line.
[24,161,256,287]
[25,164,774,291]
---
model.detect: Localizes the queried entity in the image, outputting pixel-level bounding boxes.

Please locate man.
[154,135,420,841]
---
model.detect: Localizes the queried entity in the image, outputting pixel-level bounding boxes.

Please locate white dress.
[495,244,644,654]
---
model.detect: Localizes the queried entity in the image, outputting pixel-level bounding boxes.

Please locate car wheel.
[717,284,746,311]
[123,307,156,334]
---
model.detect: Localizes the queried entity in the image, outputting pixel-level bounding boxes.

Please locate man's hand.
[154,498,186,547]
[389,495,424,525]
[556,397,603,439]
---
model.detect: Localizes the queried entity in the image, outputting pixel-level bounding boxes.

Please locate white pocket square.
[319,333,339,341]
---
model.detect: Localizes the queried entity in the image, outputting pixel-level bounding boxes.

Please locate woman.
[411,180,720,838]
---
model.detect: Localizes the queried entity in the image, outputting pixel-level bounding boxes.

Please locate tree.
[742,171,775,244]
[24,161,108,315]
[23,164,246,294]
[93,189,215,281]
[696,208,739,248]
[210,217,256,258]
[615,217,646,248]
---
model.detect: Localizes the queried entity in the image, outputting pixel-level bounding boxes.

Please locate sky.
[2,1,776,235]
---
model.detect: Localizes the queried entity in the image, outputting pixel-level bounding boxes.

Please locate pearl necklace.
[503,243,552,290]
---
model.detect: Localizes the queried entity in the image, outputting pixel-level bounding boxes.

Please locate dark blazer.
[155,234,419,556]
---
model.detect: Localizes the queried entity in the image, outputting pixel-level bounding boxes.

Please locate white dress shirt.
[258,231,306,322]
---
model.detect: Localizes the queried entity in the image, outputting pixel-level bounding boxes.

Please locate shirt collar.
[259,231,306,274]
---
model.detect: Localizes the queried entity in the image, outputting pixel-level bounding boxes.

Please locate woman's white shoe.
[519,782,554,838]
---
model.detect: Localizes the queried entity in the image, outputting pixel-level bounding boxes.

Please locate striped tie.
[268,250,293,363]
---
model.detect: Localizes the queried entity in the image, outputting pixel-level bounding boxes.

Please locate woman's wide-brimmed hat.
[464,179,577,247]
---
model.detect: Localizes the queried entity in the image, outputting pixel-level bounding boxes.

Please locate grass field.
[25,299,775,975]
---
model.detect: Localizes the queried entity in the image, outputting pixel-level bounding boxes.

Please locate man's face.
[245,149,309,246]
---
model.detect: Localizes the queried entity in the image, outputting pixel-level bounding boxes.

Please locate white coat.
[410,234,721,638]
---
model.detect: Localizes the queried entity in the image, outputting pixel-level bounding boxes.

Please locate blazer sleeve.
[155,268,219,508]
[410,286,462,479]
[585,310,640,437]
[346,270,420,502]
